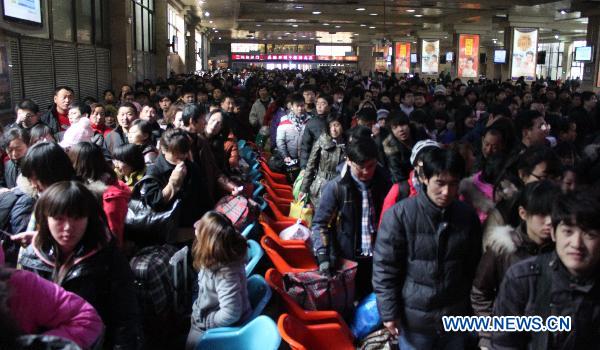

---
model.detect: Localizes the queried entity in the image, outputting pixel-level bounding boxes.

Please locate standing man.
[300,94,331,169]
[249,84,272,132]
[373,148,482,349]
[41,86,74,135]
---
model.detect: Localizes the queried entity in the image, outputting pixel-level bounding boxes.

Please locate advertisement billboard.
[511,28,538,80]
[458,34,479,78]
[421,39,439,74]
[394,42,411,73]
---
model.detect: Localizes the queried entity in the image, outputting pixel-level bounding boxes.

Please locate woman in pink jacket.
[1,266,104,349]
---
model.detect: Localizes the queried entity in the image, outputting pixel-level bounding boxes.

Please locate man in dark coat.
[373,148,482,349]
[40,86,74,135]
[492,190,600,349]
[311,137,391,298]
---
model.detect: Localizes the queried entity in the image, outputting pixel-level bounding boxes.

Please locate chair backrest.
[246,274,272,321]
[169,246,191,314]
[260,236,317,274]
[240,222,255,238]
[245,239,263,276]
[265,268,307,319]
[197,315,281,350]
[263,194,293,221]
[278,314,353,350]
[259,220,305,246]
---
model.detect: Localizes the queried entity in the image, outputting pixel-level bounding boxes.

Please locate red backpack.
[214,195,259,232]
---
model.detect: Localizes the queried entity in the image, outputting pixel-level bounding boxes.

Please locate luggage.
[215,195,259,232]
[125,175,182,247]
[130,244,179,315]
[357,328,397,350]
[284,259,357,315]
[351,293,383,340]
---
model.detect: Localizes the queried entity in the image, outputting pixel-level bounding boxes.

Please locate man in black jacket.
[41,86,74,135]
[311,137,391,298]
[492,190,600,349]
[300,94,331,169]
[373,147,482,349]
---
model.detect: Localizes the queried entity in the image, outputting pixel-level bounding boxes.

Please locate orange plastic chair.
[261,176,293,193]
[259,213,298,233]
[258,220,305,246]
[260,236,317,274]
[263,193,292,219]
[261,179,294,200]
[259,159,288,183]
[262,168,291,187]
[265,269,354,341]
[278,314,355,350]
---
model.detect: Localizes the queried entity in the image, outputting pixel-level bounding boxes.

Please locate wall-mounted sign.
[458,34,480,78]
[232,54,316,61]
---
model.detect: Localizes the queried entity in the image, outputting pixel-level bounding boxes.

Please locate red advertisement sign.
[394,43,411,73]
[458,34,480,78]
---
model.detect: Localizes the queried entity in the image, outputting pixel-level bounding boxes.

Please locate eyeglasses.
[539,122,551,131]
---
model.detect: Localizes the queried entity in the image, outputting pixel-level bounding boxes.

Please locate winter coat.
[300,133,345,209]
[276,112,308,160]
[87,179,132,247]
[104,126,128,156]
[19,236,142,349]
[373,190,482,333]
[471,224,554,348]
[492,252,600,349]
[191,262,252,331]
[382,134,413,183]
[249,98,272,129]
[459,171,495,223]
[311,163,390,264]
[6,269,104,349]
[3,159,20,189]
[299,114,328,169]
[40,104,63,136]
[223,132,240,170]
[141,144,159,165]
[141,154,212,232]
[269,107,287,151]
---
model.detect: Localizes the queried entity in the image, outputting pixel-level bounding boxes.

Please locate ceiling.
[180,0,592,48]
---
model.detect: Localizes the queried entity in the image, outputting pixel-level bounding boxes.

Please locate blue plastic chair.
[196,275,274,349]
[245,239,263,276]
[237,139,247,150]
[252,181,265,198]
[240,222,255,238]
[255,196,268,211]
[196,315,281,350]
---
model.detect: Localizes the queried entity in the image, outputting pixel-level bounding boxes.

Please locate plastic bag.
[280,220,311,241]
[351,293,382,340]
[289,200,313,226]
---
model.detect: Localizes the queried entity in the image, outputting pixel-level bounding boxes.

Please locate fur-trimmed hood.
[483,224,550,256]
[15,174,38,198]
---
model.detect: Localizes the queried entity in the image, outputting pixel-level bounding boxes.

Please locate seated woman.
[0,265,103,349]
[471,180,558,349]
[186,211,251,350]
[69,142,131,246]
[141,129,212,244]
[128,119,159,165]
[19,181,142,349]
[1,128,30,189]
[28,124,56,145]
[113,143,146,190]
[299,114,346,209]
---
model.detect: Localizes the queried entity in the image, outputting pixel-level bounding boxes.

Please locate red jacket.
[378,170,419,228]
[101,180,131,246]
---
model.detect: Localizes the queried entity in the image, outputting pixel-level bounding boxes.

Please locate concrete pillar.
[561,41,573,81]
[358,45,374,76]
[582,16,600,90]
[185,14,200,73]
[154,0,168,81]
[109,0,135,87]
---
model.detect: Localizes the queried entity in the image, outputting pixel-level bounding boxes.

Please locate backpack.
[130,244,179,316]
[214,195,259,232]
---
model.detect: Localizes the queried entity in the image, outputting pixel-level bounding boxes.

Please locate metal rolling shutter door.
[77,45,97,100]
[53,43,79,98]
[20,39,54,110]
[96,47,111,95]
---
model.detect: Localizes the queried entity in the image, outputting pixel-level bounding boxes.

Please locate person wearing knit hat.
[434,84,447,95]
[376,109,390,122]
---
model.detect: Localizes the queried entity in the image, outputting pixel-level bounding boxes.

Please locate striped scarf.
[352,173,375,256]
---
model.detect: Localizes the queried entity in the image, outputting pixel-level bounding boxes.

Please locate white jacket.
[248,98,272,128]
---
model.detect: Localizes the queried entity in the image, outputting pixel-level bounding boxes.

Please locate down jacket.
[276,112,309,160]
[299,114,328,169]
[459,171,495,223]
[381,134,413,184]
[300,133,345,209]
[470,224,554,348]
[87,179,132,247]
[7,269,104,349]
[373,190,482,333]
[19,235,142,349]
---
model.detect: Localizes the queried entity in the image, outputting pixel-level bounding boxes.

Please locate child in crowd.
[186,211,252,350]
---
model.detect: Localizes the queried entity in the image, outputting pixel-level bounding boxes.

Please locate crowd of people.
[0,66,599,349]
